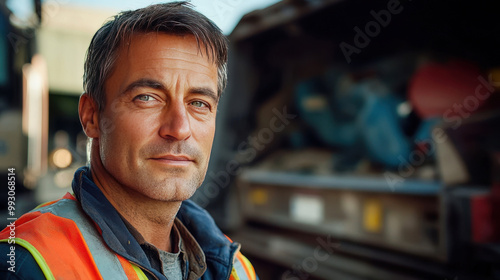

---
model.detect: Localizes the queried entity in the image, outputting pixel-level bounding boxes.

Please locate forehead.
[117,32,213,68]
[106,32,218,93]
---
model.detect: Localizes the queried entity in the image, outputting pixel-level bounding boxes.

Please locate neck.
[89,145,181,252]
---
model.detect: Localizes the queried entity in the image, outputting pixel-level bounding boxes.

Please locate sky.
[6,0,281,34]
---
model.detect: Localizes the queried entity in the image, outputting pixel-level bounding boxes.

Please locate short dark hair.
[83,1,228,111]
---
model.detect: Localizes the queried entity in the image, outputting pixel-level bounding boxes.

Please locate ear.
[79,93,100,138]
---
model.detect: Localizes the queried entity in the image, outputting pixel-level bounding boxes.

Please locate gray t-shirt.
[122,216,207,279]
[159,247,183,279]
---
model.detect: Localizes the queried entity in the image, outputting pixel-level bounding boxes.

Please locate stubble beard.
[134,141,208,202]
[134,166,206,202]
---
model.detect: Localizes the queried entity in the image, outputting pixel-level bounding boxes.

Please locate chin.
[139,179,200,202]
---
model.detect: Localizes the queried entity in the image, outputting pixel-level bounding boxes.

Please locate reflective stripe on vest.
[0,194,145,279]
[230,251,257,280]
[37,197,129,279]
[225,235,257,280]
[0,237,55,279]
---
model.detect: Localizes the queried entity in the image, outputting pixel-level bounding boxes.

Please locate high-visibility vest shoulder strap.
[0,194,144,279]
[230,251,257,280]
[225,235,257,280]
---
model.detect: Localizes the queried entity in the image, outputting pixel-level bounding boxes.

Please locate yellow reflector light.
[363,199,383,233]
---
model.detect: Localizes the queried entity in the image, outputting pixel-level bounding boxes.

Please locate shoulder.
[0,194,84,280]
[0,242,45,279]
[232,250,259,280]
[0,195,81,242]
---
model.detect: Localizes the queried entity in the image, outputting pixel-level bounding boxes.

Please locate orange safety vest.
[0,193,256,280]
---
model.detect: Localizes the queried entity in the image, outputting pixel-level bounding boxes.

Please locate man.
[0,2,257,279]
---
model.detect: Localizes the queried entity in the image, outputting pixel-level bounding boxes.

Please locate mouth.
[149,154,194,166]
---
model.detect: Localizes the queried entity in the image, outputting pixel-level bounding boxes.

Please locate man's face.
[96,33,218,202]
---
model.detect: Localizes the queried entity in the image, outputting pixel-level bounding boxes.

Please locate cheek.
[109,110,158,139]
[197,120,216,152]
[98,111,150,156]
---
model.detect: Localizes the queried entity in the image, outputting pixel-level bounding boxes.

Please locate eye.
[190,100,208,108]
[134,94,155,102]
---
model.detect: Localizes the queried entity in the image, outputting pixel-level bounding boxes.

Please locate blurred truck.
[196,0,500,279]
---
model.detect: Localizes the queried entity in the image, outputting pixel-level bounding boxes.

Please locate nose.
[159,100,192,141]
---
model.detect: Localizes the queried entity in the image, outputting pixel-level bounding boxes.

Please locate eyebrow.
[122,78,218,103]
[122,78,166,94]
[190,87,218,104]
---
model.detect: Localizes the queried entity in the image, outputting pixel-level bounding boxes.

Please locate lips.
[149,154,194,165]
